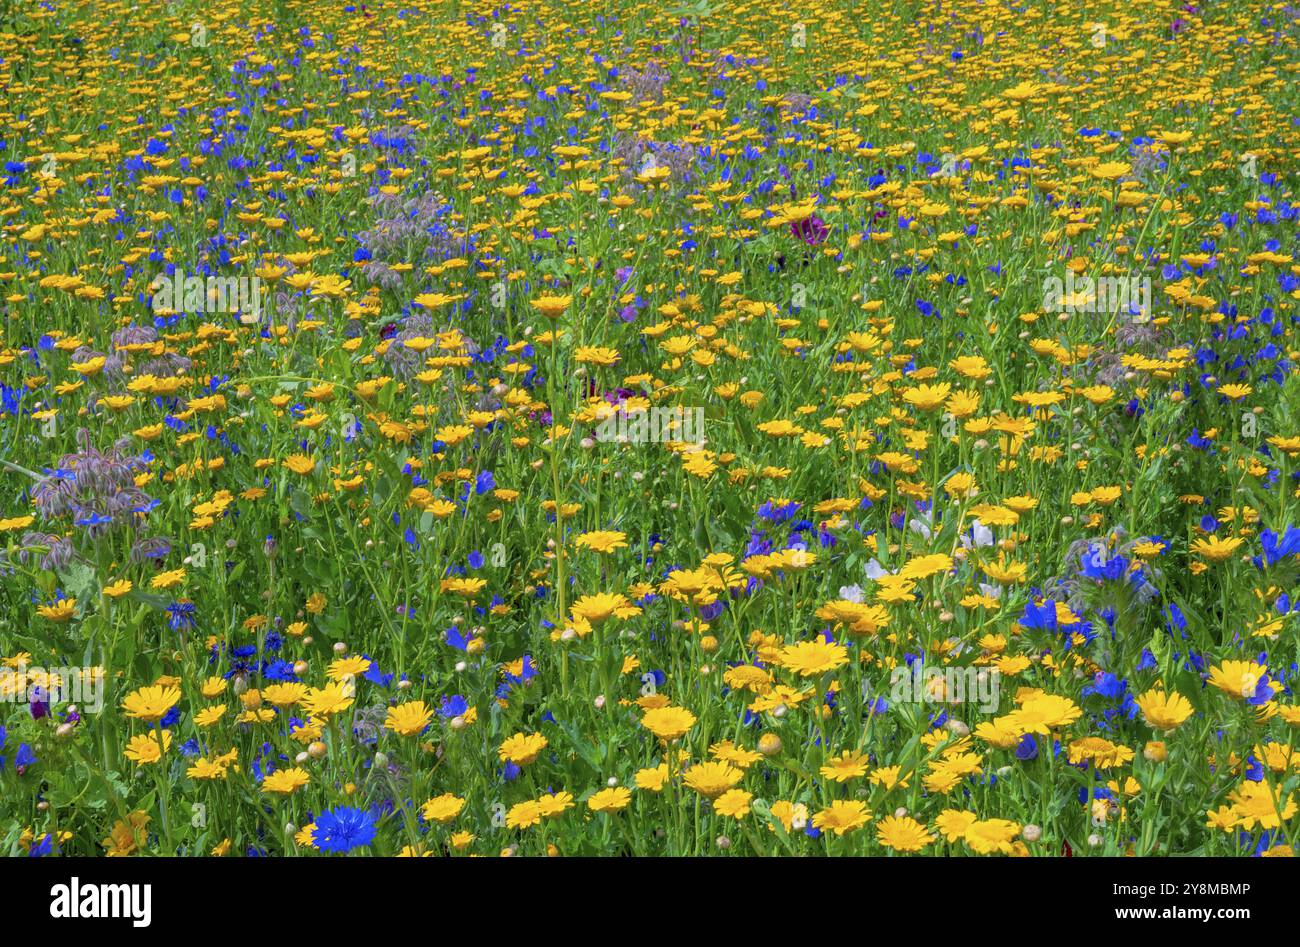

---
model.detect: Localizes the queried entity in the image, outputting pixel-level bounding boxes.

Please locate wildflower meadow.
[2,0,1300,867]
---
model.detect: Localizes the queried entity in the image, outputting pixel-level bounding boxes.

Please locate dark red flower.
[790,215,828,246]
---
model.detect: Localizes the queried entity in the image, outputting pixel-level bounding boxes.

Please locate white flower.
[907,514,933,541]
[961,519,994,549]
[865,558,894,580]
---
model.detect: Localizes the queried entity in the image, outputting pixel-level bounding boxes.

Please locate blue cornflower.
[312,806,377,854]
[1015,734,1039,761]
[167,600,197,631]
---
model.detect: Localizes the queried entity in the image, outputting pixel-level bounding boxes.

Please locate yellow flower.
[876,815,935,852]
[102,812,151,856]
[37,598,77,622]
[1206,660,1268,700]
[282,453,317,475]
[1228,781,1297,830]
[943,473,978,499]
[1090,160,1131,181]
[901,382,952,412]
[819,750,869,782]
[300,682,354,718]
[385,700,434,737]
[963,818,1020,854]
[1190,535,1244,562]
[682,760,742,798]
[1006,694,1081,734]
[326,655,372,682]
[574,530,629,554]
[498,731,549,765]
[634,764,670,791]
[569,592,631,625]
[641,706,697,742]
[121,685,181,722]
[811,800,871,836]
[1135,689,1194,731]
[537,791,575,817]
[587,787,633,813]
[421,793,466,823]
[262,767,311,795]
[935,809,978,842]
[188,750,237,780]
[262,682,308,708]
[194,705,227,727]
[150,568,186,590]
[124,730,171,765]
[900,553,953,580]
[530,295,572,319]
[713,788,753,819]
[574,346,619,366]
[777,639,849,677]
[950,355,991,380]
[1066,737,1135,769]
[506,800,542,829]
